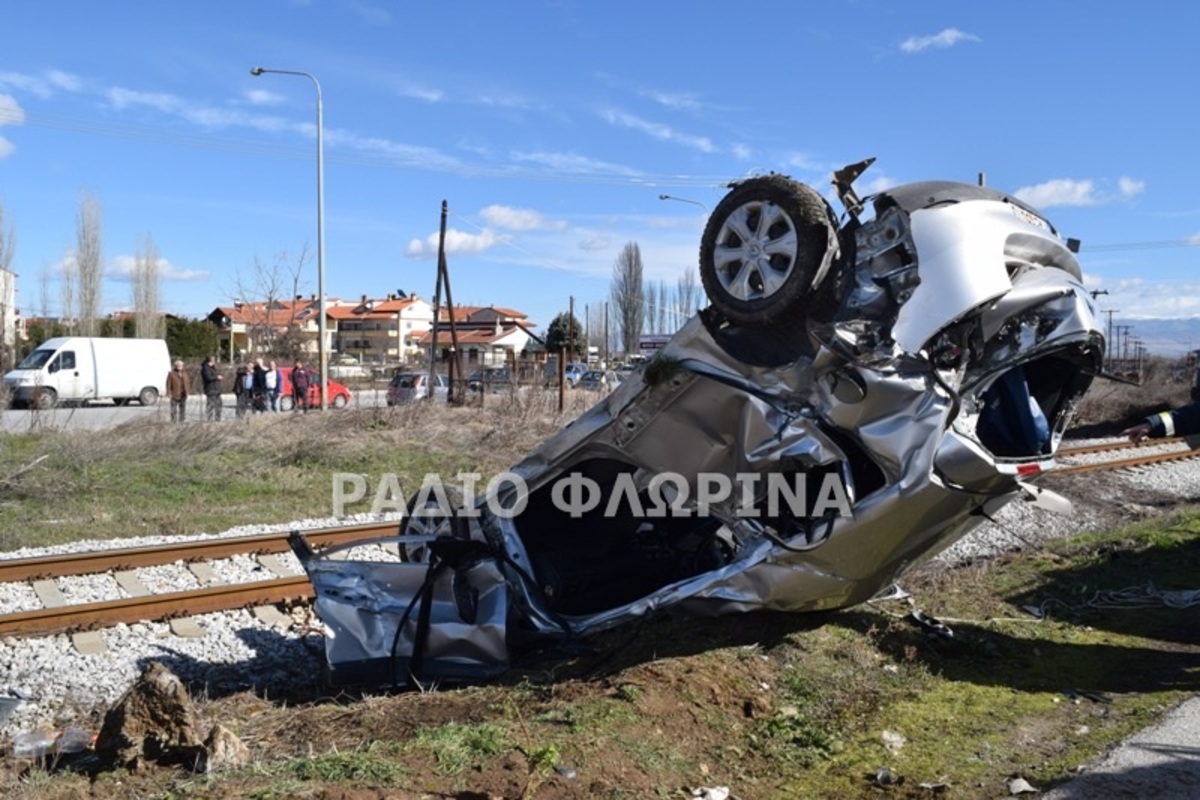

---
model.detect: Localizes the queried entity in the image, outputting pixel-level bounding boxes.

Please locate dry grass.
[0,389,601,550]
[1073,357,1191,433]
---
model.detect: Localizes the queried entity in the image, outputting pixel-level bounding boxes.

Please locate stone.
[199,723,250,773]
[94,662,202,769]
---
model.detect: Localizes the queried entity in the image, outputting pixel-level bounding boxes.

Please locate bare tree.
[59,247,77,334]
[37,263,51,319]
[229,245,311,360]
[0,199,15,370]
[610,242,645,355]
[131,234,164,339]
[677,267,699,320]
[74,189,104,337]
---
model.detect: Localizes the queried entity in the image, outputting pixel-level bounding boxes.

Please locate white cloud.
[404,228,508,259]
[0,69,83,98]
[0,93,25,126]
[479,205,566,231]
[599,108,715,153]
[578,236,609,252]
[1118,176,1146,199]
[731,143,752,161]
[1187,233,1200,245]
[1014,178,1100,208]
[244,88,283,106]
[396,83,444,103]
[511,149,640,176]
[107,254,208,281]
[0,138,13,159]
[641,88,703,112]
[900,28,981,54]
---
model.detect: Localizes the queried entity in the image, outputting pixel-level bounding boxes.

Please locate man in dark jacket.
[200,356,223,421]
[291,360,311,413]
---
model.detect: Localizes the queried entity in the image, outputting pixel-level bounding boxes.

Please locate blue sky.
[1,1,1198,343]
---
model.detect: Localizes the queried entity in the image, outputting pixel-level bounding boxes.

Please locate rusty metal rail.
[0,521,402,640]
[1056,446,1200,475]
[0,576,314,637]
[0,521,398,583]
[1057,436,1182,457]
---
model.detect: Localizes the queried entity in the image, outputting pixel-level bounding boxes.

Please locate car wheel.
[138,387,159,406]
[398,486,465,563]
[34,388,58,410]
[332,394,348,409]
[279,395,294,412]
[699,174,840,327]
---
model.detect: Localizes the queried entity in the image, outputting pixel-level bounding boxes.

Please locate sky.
[1,1,1199,349]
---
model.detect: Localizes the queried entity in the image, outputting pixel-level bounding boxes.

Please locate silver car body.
[292,176,1103,686]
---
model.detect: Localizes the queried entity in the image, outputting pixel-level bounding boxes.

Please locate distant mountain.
[1103,317,1200,358]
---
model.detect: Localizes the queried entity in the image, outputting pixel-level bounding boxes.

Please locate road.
[0,389,390,433]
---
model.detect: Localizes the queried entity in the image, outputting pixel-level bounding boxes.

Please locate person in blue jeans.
[266,359,281,412]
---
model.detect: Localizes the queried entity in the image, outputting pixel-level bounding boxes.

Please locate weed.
[411,721,512,774]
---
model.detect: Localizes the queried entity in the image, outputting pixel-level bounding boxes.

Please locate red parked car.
[278,367,352,410]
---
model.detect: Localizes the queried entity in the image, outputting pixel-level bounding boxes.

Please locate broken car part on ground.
[290,159,1105,687]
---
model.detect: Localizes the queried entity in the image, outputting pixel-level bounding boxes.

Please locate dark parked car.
[467,366,512,392]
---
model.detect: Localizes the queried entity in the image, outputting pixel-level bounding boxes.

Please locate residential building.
[206,295,341,361]
[418,305,540,368]
[333,293,434,364]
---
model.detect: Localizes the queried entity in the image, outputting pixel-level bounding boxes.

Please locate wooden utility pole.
[428,209,445,400]
[436,200,464,403]
[568,295,575,365]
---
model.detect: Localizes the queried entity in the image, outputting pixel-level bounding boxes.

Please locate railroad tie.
[113,570,206,638]
[188,560,291,627]
[252,555,295,627]
[30,579,107,655]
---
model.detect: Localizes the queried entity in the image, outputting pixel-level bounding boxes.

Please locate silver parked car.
[386,372,447,405]
[292,159,1104,687]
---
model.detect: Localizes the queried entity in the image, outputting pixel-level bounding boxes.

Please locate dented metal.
[291,165,1104,687]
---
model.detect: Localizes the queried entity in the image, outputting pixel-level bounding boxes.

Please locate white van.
[4,337,171,409]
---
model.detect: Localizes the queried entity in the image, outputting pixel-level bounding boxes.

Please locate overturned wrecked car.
[290,159,1105,687]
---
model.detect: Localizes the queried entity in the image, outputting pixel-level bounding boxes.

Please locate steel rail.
[0,576,314,637]
[1057,436,1183,457]
[1056,447,1200,475]
[0,521,400,583]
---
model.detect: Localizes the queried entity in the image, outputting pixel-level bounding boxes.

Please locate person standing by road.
[291,360,311,413]
[251,358,268,414]
[266,359,281,412]
[200,355,224,421]
[166,360,190,423]
[234,362,251,419]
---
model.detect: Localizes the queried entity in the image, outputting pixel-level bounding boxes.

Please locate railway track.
[3,439,1199,645]
[0,521,402,645]
[1055,435,1200,475]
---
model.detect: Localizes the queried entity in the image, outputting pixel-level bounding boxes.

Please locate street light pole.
[250,66,328,410]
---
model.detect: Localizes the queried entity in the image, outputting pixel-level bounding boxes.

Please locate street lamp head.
[250,67,264,76]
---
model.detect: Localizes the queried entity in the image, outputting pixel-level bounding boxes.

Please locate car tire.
[332,394,348,409]
[34,388,58,410]
[138,387,159,406]
[699,174,840,327]
[398,486,466,563]
[279,395,294,412]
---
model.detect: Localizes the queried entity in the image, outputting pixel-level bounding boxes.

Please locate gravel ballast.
[2,444,1198,742]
